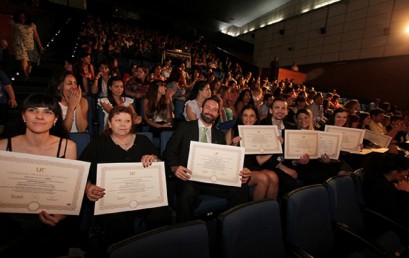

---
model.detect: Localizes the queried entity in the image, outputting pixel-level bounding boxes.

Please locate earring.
[53,122,56,126]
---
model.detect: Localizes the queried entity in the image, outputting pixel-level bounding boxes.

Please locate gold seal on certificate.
[0,150,90,215]
[238,125,283,154]
[95,162,168,215]
[187,141,245,187]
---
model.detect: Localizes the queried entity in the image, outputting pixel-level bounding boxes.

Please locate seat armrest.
[285,242,314,258]
[333,221,387,257]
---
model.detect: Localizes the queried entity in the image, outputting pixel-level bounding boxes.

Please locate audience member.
[79,106,172,257]
[343,99,360,115]
[162,96,250,222]
[142,80,174,137]
[98,76,141,128]
[183,81,211,121]
[0,94,80,257]
[0,70,18,136]
[369,97,381,111]
[307,92,328,129]
[357,111,371,129]
[166,67,186,121]
[260,98,301,195]
[46,70,88,133]
[91,60,111,98]
[234,89,254,118]
[362,153,409,227]
[75,51,95,96]
[227,104,279,200]
[259,93,273,120]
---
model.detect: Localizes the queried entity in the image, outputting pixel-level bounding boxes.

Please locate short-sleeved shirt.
[98,97,134,126]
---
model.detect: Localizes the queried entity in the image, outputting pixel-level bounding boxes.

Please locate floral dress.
[10,21,40,63]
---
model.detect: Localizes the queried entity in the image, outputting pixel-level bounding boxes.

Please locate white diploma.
[284,130,343,160]
[238,125,283,154]
[318,131,343,160]
[325,125,365,153]
[187,141,245,187]
[352,148,389,155]
[284,130,319,159]
[0,150,90,215]
[95,162,168,215]
[364,130,392,148]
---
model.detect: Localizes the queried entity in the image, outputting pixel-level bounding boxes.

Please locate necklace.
[111,134,134,150]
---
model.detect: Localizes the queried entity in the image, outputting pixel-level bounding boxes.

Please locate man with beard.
[163,96,250,222]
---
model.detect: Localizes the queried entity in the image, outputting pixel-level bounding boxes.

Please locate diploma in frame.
[238,125,283,154]
[187,141,245,187]
[95,162,168,215]
[0,150,90,215]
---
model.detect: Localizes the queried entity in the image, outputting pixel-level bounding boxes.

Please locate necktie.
[200,127,208,143]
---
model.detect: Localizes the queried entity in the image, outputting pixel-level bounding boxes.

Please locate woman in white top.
[99,76,142,128]
[183,81,211,121]
[47,70,88,133]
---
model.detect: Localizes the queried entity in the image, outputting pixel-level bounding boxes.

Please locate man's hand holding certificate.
[187,141,245,187]
[95,162,168,215]
[238,125,283,154]
[0,151,90,215]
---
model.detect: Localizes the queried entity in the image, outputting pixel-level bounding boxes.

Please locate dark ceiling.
[94,0,292,33]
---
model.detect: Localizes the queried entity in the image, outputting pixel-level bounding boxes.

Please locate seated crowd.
[1,12,409,258]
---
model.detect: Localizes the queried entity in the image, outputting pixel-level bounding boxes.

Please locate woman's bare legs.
[249,171,269,201]
[264,169,279,199]
[21,58,31,80]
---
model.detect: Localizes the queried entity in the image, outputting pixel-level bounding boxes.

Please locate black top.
[79,133,159,184]
[162,120,226,172]
[7,137,68,158]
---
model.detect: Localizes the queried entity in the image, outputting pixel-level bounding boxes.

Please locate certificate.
[0,150,90,215]
[95,162,168,215]
[318,131,343,160]
[351,148,389,155]
[238,125,283,154]
[325,125,365,153]
[187,141,245,187]
[364,130,392,148]
[284,130,342,160]
[284,130,319,159]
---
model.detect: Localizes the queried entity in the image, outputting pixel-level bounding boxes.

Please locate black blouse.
[79,134,159,184]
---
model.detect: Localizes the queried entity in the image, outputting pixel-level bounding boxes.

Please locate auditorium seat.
[108,220,210,258]
[217,199,287,258]
[284,184,386,257]
[326,175,408,257]
[69,132,91,157]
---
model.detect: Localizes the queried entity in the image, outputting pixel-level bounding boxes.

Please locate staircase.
[2,6,85,138]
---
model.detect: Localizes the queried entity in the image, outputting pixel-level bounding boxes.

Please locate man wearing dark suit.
[260,98,308,195]
[163,96,249,222]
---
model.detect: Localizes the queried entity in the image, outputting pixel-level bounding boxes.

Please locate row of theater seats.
[107,173,409,258]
